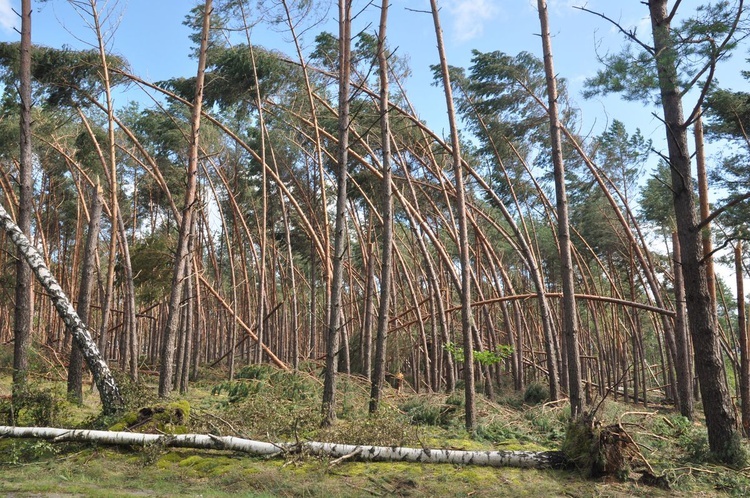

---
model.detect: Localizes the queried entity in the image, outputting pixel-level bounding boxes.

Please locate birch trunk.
[0,426,566,469]
[0,204,123,414]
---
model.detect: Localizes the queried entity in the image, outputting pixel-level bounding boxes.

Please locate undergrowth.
[1,355,750,496]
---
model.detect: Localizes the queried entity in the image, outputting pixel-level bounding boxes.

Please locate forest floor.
[1,345,749,496]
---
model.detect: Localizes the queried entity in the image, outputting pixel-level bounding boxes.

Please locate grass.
[1,347,749,496]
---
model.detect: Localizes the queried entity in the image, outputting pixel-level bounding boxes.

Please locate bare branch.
[574,5,655,54]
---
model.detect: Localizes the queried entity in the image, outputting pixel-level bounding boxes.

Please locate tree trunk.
[13,0,34,394]
[369,0,393,415]
[737,241,749,437]
[537,0,582,418]
[321,0,352,427]
[159,0,211,398]
[0,204,123,414]
[430,0,476,432]
[67,185,104,403]
[647,0,739,462]
[672,232,694,418]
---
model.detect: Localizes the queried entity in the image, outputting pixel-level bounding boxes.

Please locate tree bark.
[0,426,566,469]
[671,232,694,418]
[430,0,476,431]
[13,0,34,394]
[737,241,749,437]
[67,185,104,403]
[369,0,393,415]
[0,204,123,414]
[537,0,582,418]
[321,0,352,427]
[647,0,739,461]
[159,0,211,398]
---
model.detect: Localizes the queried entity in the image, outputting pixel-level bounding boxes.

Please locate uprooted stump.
[108,401,190,433]
[561,413,669,489]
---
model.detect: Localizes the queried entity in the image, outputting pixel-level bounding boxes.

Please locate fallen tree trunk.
[0,426,566,469]
[0,205,124,414]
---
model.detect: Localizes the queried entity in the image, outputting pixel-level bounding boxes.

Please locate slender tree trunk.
[429,0,475,431]
[362,241,376,381]
[159,0,211,398]
[13,0,34,394]
[537,0,582,418]
[672,232,694,418]
[322,0,352,427]
[369,0,394,415]
[647,0,739,462]
[68,185,104,403]
[737,242,749,437]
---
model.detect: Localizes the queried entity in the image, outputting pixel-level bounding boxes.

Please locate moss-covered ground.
[1,346,749,496]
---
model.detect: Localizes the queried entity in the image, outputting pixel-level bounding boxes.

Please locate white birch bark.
[0,426,566,469]
[0,204,124,414]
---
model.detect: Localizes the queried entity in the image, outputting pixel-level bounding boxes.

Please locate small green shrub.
[0,385,69,426]
[475,421,529,444]
[400,397,444,426]
[523,382,549,405]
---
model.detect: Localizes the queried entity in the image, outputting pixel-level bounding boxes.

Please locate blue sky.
[0,0,747,292]
[0,0,745,145]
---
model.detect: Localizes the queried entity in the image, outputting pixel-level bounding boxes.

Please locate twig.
[328,447,363,468]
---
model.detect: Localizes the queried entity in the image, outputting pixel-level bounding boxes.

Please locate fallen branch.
[0,426,566,469]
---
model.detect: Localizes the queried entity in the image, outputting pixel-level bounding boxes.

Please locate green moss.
[107,411,138,431]
[178,455,203,467]
[166,400,191,422]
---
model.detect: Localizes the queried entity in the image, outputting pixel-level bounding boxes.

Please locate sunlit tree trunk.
[159,0,211,397]
[321,0,352,427]
[67,185,103,403]
[737,241,749,437]
[369,0,394,414]
[429,0,475,431]
[537,0,582,418]
[13,0,34,395]
[648,0,739,461]
[672,232,694,418]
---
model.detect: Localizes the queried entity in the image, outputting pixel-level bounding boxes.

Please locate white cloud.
[0,0,18,33]
[447,0,500,43]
